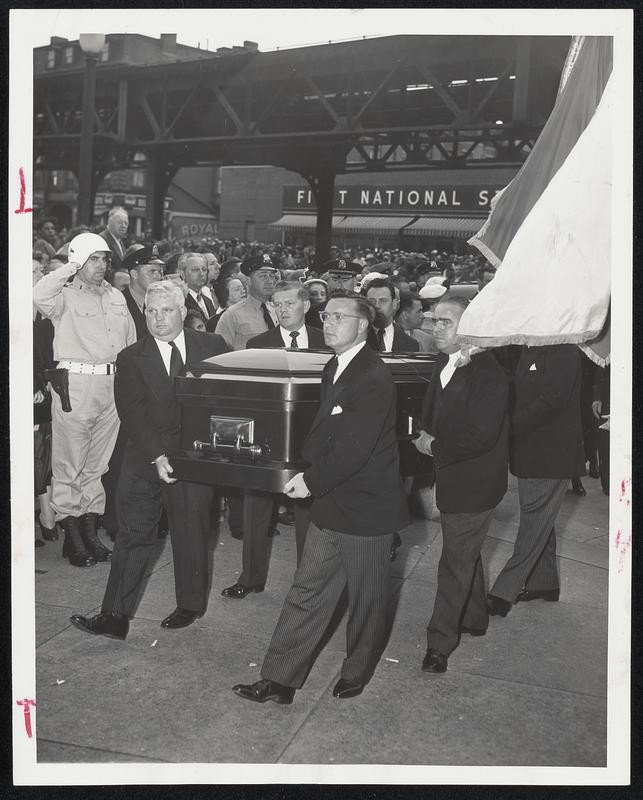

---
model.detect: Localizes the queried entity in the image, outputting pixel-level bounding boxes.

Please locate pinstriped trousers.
[101,455,212,617]
[490,477,568,602]
[260,522,394,688]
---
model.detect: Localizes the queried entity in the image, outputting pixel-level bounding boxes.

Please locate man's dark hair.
[436,294,470,313]
[327,290,375,325]
[364,277,395,301]
[39,216,58,230]
[397,293,422,315]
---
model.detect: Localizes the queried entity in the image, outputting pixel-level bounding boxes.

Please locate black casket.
[172,348,435,493]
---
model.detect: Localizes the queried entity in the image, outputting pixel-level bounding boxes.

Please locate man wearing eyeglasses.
[413,295,509,674]
[233,291,409,704]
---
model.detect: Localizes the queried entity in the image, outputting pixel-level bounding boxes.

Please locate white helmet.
[68,233,111,267]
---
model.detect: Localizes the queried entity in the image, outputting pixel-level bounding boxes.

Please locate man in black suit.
[70,281,229,639]
[233,291,409,704]
[180,252,218,328]
[99,207,129,273]
[487,344,585,617]
[222,281,327,600]
[101,244,167,540]
[413,296,509,673]
[364,278,419,353]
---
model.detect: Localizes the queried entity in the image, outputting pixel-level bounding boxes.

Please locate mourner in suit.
[70,281,229,640]
[102,245,167,540]
[180,252,219,328]
[487,344,585,617]
[413,296,509,673]
[222,281,327,600]
[364,278,420,353]
[99,207,129,273]
[233,291,409,704]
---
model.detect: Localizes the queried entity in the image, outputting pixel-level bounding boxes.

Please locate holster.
[44,368,72,412]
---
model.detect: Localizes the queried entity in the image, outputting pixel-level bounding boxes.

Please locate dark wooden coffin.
[172,348,435,492]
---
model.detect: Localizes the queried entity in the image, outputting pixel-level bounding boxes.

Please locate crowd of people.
[31,206,609,703]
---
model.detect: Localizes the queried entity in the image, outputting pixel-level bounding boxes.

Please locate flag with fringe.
[458,36,613,367]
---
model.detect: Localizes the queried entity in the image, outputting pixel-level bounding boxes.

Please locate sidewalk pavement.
[33,475,608,767]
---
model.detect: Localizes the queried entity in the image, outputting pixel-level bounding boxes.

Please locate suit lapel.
[307,345,367,435]
[138,335,172,402]
[435,361,469,430]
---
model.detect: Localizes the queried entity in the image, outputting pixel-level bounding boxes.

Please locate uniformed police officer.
[325,259,362,295]
[33,232,137,567]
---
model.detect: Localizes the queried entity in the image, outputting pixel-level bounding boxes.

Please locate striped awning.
[333,216,415,234]
[269,214,344,231]
[403,216,485,239]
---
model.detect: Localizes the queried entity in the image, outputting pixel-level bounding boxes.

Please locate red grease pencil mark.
[16,699,36,738]
[14,168,32,214]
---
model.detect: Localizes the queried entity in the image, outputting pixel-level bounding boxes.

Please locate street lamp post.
[77,34,105,226]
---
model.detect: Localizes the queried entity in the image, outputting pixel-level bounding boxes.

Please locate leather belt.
[57,360,116,375]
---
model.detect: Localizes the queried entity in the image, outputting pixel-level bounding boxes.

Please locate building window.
[64,46,74,65]
[100,43,110,62]
[46,49,56,69]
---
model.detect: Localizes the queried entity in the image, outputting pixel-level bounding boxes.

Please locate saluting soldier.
[33,232,136,567]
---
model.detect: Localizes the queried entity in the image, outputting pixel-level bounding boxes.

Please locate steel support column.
[305,171,335,267]
[145,153,179,239]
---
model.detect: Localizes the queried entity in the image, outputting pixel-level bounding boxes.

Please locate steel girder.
[33,34,569,176]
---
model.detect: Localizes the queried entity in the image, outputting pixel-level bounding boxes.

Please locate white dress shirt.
[440,349,462,388]
[333,340,366,383]
[154,330,187,376]
[280,324,308,349]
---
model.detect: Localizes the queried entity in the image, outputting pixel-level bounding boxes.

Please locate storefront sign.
[283,185,502,213]
[171,214,217,239]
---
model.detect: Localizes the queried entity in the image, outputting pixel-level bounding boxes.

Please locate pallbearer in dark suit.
[102,244,166,540]
[222,281,327,600]
[487,344,585,616]
[413,296,509,673]
[70,281,229,640]
[233,291,409,704]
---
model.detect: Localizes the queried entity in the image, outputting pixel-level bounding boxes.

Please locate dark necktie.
[289,330,299,349]
[261,303,276,329]
[326,355,338,385]
[376,328,386,352]
[169,340,184,380]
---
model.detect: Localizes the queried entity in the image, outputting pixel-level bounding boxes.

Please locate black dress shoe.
[486,594,512,617]
[332,679,365,699]
[571,478,586,496]
[35,538,45,548]
[516,588,560,602]
[421,649,448,673]
[69,612,129,640]
[390,532,402,562]
[39,521,59,541]
[459,625,487,637]
[233,678,295,705]
[160,607,202,629]
[221,582,265,599]
[277,509,295,526]
[588,461,600,479]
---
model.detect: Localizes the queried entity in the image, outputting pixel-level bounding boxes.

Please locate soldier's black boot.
[61,516,96,567]
[79,513,112,562]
